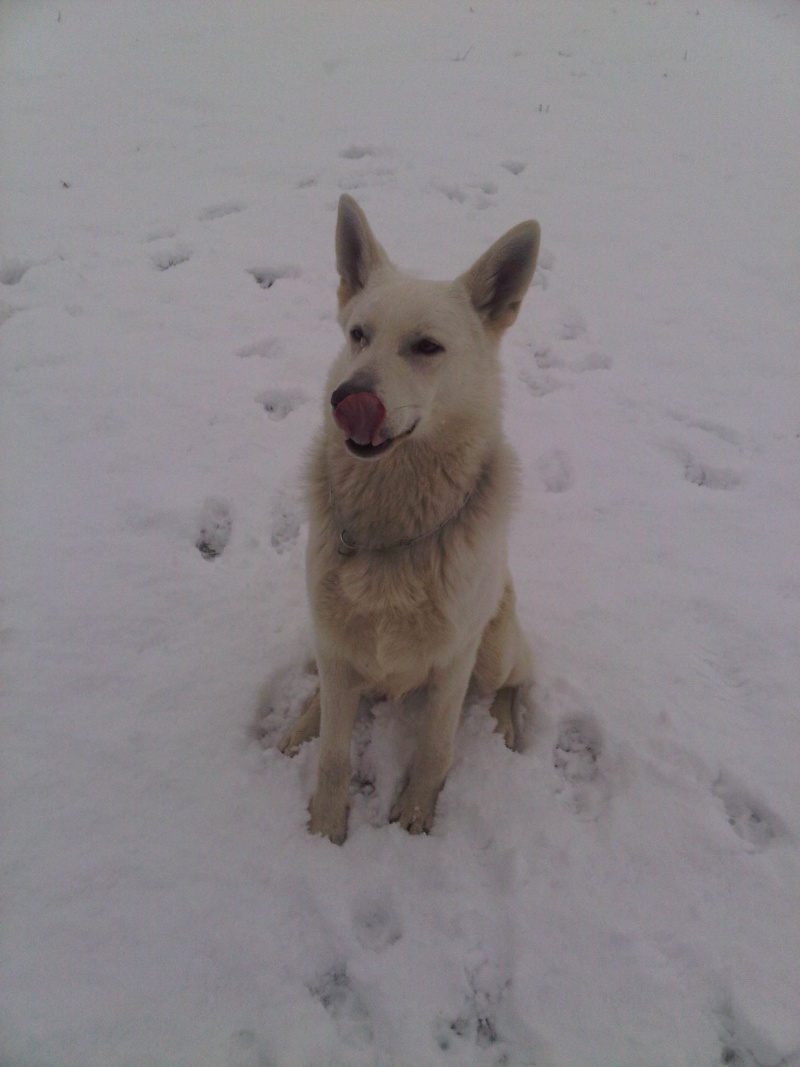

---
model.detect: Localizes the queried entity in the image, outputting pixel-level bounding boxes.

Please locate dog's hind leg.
[487,686,519,750]
[278,688,321,756]
[474,579,533,751]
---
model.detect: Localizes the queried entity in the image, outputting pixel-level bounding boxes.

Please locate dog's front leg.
[390,646,477,835]
[308,657,360,844]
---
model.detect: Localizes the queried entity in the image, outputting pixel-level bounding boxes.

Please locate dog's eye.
[412,337,444,356]
[350,326,368,347]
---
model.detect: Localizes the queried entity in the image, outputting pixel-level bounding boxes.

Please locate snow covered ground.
[2,1,800,1064]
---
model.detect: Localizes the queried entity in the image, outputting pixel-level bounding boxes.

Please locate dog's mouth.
[344,423,417,460]
[333,390,417,460]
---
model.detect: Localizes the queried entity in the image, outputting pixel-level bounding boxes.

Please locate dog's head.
[328,194,540,461]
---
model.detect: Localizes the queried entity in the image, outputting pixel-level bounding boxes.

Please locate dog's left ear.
[336,194,389,308]
[459,220,541,334]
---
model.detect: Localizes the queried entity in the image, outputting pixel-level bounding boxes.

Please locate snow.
[2,1,799,1064]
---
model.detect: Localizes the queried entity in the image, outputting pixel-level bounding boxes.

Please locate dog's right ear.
[336,194,389,308]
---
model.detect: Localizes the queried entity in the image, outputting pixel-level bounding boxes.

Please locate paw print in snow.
[553,714,610,817]
[352,891,402,952]
[198,201,245,222]
[308,966,374,1048]
[712,774,782,852]
[536,448,573,493]
[256,388,307,421]
[151,243,191,271]
[247,264,300,289]
[195,498,232,560]
[268,475,305,555]
[0,258,34,285]
[554,717,601,783]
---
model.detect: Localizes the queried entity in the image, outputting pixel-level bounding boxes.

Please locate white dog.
[280,195,541,843]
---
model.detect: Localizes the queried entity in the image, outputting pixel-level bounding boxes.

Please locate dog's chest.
[322,552,454,692]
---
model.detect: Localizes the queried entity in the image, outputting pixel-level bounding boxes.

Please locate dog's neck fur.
[320,406,500,551]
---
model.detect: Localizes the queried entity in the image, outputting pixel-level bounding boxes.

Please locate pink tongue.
[333,392,387,446]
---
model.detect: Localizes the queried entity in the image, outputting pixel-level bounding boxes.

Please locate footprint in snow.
[559,317,613,372]
[430,180,499,210]
[467,179,499,210]
[338,162,398,192]
[532,247,554,290]
[535,302,612,371]
[667,410,742,447]
[575,350,613,372]
[559,307,587,341]
[673,446,741,490]
[270,507,301,554]
[151,243,191,271]
[553,714,609,817]
[536,448,573,493]
[269,481,304,554]
[0,258,34,286]
[308,966,374,1048]
[434,961,544,1063]
[435,1005,501,1054]
[712,774,782,852]
[436,975,506,1055]
[256,388,306,422]
[247,264,300,289]
[716,1000,791,1067]
[236,338,284,360]
[500,159,526,176]
[684,458,741,490]
[144,226,177,243]
[352,891,402,952]
[517,364,566,398]
[554,717,601,783]
[519,307,611,389]
[198,201,246,222]
[195,498,232,560]
[433,181,468,205]
[339,144,383,160]
[531,345,563,370]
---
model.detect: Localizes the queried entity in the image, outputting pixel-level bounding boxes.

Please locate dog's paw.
[389,785,437,835]
[494,716,516,752]
[489,686,528,751]
[277,691,321,756]
[308,794,349,845]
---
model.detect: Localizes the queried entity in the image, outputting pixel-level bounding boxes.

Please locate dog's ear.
[336,194,389,308]
[460,220,541,334]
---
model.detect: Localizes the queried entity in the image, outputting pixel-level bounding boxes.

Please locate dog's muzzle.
[332,390,387,447]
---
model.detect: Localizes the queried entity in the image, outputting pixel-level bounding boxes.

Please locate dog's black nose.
[330,373,377,409]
